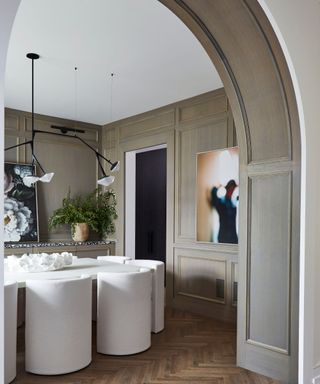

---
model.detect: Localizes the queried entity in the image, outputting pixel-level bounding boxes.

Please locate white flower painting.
[4,197,33,241]
[4,163,38,242]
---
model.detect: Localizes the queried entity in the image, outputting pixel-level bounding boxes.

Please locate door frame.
[117,129,175,304]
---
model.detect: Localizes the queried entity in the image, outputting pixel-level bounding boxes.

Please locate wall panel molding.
[173,241,238,255]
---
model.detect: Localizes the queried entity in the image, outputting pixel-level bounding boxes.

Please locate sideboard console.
[4,240,116,258]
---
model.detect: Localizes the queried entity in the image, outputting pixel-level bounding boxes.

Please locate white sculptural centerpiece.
[7,252,73,272]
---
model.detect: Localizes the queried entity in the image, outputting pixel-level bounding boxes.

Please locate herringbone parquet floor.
[13,308,280,384]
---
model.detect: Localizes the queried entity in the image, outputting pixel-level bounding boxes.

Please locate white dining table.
[4,257,142,288]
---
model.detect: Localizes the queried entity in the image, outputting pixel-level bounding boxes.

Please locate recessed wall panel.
[179,93,227,123]
[178,129,196,239]
[175,252,226,303]
[248,172,291,352]
[4,136,19,163]
[36,141,97,238]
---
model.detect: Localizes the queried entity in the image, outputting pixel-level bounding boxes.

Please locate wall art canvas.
[196,147,239,244]
[4,162,39,242]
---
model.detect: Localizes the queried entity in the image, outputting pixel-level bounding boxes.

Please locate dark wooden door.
[135,148,166,263]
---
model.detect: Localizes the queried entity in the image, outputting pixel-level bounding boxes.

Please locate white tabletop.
[4,258,142,288]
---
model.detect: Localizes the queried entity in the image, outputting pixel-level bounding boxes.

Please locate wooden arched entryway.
[0,1,300,383]
[159,1,300,383]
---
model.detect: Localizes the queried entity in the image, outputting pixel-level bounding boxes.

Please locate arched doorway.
[158,2,300,382]
[0,1,301,383]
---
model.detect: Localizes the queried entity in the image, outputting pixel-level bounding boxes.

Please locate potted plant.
[88,187,117,240]
[49,190,98,241]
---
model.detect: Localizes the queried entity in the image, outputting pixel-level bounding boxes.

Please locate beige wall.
[4,108,101,241]
[102,88,238,322]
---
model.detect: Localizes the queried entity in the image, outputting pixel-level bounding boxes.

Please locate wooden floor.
[14,308,280,384]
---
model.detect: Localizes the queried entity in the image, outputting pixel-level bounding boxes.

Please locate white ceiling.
[5,0,222,125]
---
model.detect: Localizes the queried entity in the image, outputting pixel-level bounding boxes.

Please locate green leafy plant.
[88,187,118,238]
[48,188,117,239]
[48,190,98,235]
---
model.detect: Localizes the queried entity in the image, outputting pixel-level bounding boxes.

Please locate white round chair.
[97,269,152,355]
[93,256,131,321]
[97,256,132,264]
[126,259,165,333]
[25,275,92,375]
[5,281,18,384]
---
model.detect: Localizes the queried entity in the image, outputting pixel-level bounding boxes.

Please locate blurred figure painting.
[196,147,239,244]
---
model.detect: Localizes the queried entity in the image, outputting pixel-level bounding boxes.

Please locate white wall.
[258,1,320,383]
[0,1,21,382]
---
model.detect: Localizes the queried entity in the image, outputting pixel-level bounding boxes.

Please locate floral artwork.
[4,163,39,242]
[196,147,239,244]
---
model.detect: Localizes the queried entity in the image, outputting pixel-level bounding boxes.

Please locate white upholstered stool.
[25,275,92,375]
[5,281,18,384]
[126,259,165,333]
[97,256,132,264]
[97,268,152,355]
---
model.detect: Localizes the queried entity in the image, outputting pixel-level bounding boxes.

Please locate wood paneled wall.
[5,108,101,241]
[102,89,238,322]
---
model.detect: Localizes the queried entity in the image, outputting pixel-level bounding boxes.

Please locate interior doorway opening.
[125,144,167,265]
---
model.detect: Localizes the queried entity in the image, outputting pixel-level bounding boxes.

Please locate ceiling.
[5,0,222,125]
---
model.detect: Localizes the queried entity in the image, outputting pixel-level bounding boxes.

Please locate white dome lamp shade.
[5,53,54,186]
[110,160,120,173]
[23,172,55,188]
[97,159,119,186]
[97,160,119,186]
[96,154,115,187]
[97,175,115,187]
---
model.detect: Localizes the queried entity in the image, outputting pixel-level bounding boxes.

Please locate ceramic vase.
[72,223,89,242]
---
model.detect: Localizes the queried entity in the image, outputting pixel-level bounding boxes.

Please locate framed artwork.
[4,162,39,242]
[196,147,239,244]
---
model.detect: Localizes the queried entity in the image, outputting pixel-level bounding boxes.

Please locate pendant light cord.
[110,72,114,123]
[74,66,78,123]
[31,57,35,164]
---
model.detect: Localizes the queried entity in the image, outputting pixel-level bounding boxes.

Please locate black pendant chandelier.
[4,53,119,187]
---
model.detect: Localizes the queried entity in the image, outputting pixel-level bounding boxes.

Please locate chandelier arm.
[95,151,113,165]
[74,134,113,165]
[96,154,107,177]
[31,152,45,174]
[4,140,33,151]
[33,129,114,166]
